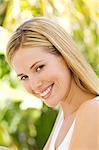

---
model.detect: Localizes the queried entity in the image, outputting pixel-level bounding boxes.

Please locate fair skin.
[11,46,98,149]
[12,46,72,108]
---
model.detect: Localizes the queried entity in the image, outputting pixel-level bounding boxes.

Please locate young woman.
[6,17,99,150]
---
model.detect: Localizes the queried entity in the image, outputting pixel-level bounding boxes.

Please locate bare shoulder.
[69,97,99,150]
[75,96,99,129]
[76,96,99,116]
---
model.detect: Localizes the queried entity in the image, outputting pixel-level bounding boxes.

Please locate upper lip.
[35,84,53,95]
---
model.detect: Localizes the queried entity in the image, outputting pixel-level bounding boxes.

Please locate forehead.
[12,46,47,62]
[16,46,47,57]
[11,47,51,72]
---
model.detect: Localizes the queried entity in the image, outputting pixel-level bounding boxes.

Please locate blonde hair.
[6,17,99,95]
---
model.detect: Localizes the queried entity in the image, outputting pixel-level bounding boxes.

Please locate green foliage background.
[0,0,99,150]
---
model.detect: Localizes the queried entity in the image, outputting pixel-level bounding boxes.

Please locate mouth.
[39,84,54,100]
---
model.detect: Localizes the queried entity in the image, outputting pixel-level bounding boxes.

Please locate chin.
[46,103,57,108]
[44,99,59,108]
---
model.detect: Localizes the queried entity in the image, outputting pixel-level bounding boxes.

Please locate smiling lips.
[36,84,53,99]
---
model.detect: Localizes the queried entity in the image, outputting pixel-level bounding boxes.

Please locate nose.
[29,76,43,92]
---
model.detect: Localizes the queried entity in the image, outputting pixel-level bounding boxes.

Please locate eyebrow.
[30,60,43,70]
[17,73,24,78]
[17,60,43,77]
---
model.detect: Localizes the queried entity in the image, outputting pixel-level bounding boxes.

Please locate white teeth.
[40,86,52,97]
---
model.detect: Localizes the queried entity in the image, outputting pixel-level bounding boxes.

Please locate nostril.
[37,81,43,87]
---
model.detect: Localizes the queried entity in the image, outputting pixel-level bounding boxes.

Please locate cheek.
[42,68,58,82]
[21,82,33,94]
[58,68,72,92]
[44,65,71,81]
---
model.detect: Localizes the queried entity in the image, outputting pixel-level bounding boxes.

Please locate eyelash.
[35,65,45,72]
[20,65,45,81]
[20,75,28,81]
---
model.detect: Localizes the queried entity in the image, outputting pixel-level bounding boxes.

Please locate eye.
[36,65,45,72]
[20,75,28,81]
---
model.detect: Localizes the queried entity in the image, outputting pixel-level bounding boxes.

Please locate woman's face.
[12,47,72,107]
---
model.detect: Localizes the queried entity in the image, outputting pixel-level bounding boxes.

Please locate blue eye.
[36,65,44,72]
[21,75,28,81]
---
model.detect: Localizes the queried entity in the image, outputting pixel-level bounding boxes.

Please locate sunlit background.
[0,0,99,150]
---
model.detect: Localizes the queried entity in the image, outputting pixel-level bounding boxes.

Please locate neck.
[60,76,96,119]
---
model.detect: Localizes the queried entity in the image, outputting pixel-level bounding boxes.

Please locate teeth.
[40,86,52,97]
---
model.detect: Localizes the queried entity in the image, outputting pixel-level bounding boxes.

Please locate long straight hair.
[6,17,99,95]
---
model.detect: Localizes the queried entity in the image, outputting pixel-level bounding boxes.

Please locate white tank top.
[49,110,76,150]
